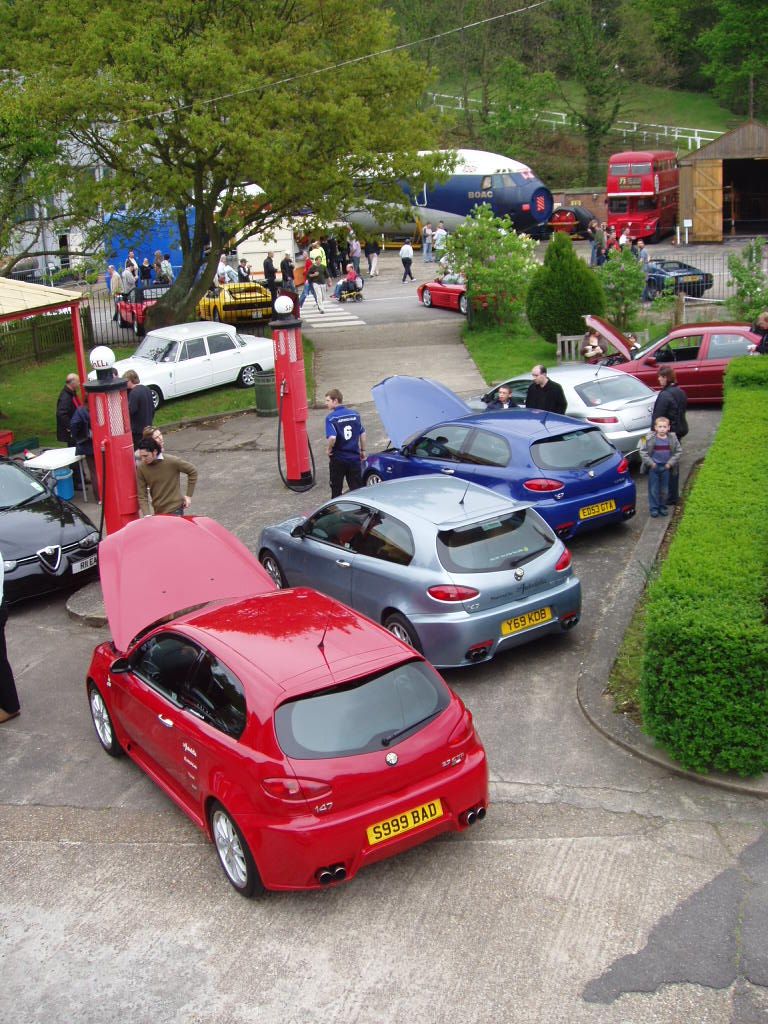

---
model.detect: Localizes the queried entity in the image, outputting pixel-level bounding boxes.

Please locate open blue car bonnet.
[372,375,473,448]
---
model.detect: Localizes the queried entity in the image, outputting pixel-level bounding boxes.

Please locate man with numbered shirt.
[324,388,366,498]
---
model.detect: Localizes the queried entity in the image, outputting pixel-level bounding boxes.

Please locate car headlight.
[81,532,100,549]
[3,559,17,572]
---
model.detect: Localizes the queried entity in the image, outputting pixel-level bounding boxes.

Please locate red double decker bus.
[606,150,678,242]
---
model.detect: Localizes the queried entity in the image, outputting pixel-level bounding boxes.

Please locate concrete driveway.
[1,265,766,1023]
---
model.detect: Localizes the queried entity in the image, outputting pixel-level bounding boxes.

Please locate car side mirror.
[110,657,130,674]
[644,356,658,367]
[290,523,305,538]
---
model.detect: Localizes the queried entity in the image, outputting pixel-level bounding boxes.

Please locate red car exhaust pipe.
[332,864,347,881]
[315,868,334,885]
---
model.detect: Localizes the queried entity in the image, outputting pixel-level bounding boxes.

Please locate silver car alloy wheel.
[212,809,248,888]
[387,621,412,645]
[90,689,113,748]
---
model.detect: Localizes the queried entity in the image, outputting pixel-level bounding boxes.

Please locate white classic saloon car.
[89,322,274,408]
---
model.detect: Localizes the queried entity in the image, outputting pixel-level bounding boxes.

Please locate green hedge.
[639,356,768,776]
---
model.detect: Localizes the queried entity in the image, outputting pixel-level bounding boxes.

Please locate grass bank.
[462,322,554,384]
[0,337,315,449]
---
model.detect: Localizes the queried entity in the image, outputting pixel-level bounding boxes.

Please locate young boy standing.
[640,416,682,517]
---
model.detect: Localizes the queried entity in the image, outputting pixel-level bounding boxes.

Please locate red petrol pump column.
[270,302,312,488]
[86,347,139,534]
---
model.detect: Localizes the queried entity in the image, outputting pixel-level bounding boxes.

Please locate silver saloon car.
[468,364,656,457]
[258,476,582,670]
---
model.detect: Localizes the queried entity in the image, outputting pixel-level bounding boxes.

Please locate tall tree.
[700,0,768,118]
[1,0,448,326]
[548,0,626,184]
[0,83,74,276]
[479,58,556,162]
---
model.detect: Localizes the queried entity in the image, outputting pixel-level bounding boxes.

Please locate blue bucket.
[53,467,75,500]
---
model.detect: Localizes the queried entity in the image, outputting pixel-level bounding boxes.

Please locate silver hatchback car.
[468,364,656,457]
[258,476,581,670]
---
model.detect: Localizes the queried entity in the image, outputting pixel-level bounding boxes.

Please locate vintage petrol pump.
[86,346,139,534]
[270,295,313,490]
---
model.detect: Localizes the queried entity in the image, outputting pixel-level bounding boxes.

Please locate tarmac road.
[1,256,766,1024]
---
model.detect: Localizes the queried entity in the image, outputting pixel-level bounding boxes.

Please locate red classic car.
[586,315,760,403]
[86,516,489,896]
[417,275,468,315]
[116,284,171,337]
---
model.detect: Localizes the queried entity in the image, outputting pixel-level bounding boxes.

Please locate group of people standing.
[420,221,448,264]
[640,367,688,515]
[109,249,174,297]
[295,233,382,313]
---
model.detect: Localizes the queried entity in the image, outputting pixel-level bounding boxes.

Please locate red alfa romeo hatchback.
[86,516,488,895]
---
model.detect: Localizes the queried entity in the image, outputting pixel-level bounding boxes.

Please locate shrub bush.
[639,356,768,776]
[526,231,605,344]
[444,204,538,328]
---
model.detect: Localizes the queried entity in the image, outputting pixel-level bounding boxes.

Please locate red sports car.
[417,275,468,316]
[116,284,170,337]
[86,516,488,896]
[586,314,760,403]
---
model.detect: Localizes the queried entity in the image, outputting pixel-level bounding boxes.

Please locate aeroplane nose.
[523,185,554,225]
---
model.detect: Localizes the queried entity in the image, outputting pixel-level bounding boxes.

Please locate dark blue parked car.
[645,259,714,299]
[364,377,636,541]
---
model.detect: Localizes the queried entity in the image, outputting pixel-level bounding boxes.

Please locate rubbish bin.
[254,370,278,418]
[53,467,75,500]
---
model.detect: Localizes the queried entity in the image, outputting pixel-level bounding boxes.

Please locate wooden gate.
[692,160,723,242]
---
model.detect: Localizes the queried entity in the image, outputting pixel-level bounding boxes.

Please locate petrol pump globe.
[274,294,294,317]
[90,346,116,373]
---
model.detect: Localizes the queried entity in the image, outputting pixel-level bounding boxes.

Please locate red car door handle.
[158,715,174,728]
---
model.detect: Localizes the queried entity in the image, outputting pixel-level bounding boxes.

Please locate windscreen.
[574,376,652,406]
[531,428,615,471]
[0,462,46,510]
[274,661,449,758]
[133,335,176,361]
[437,510,553,573]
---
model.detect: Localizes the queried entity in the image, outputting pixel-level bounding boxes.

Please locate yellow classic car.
[196,282,274,324]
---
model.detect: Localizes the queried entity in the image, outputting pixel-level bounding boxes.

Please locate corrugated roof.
[0,277,83,318]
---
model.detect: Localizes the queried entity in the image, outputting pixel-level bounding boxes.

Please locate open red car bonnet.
[372,375,472,448]
[100,515,275,651]
[584,315,635,361]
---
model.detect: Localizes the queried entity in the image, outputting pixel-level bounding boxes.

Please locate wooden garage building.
[679,120,768,242]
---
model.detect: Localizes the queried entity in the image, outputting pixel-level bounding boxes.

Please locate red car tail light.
[586,416,619,424]
[448,707,475,747]
[262,777,332,802]
[427,584,480,602]
[555,548,572,572]
[617,457,629,474]
[523,478,564,492]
